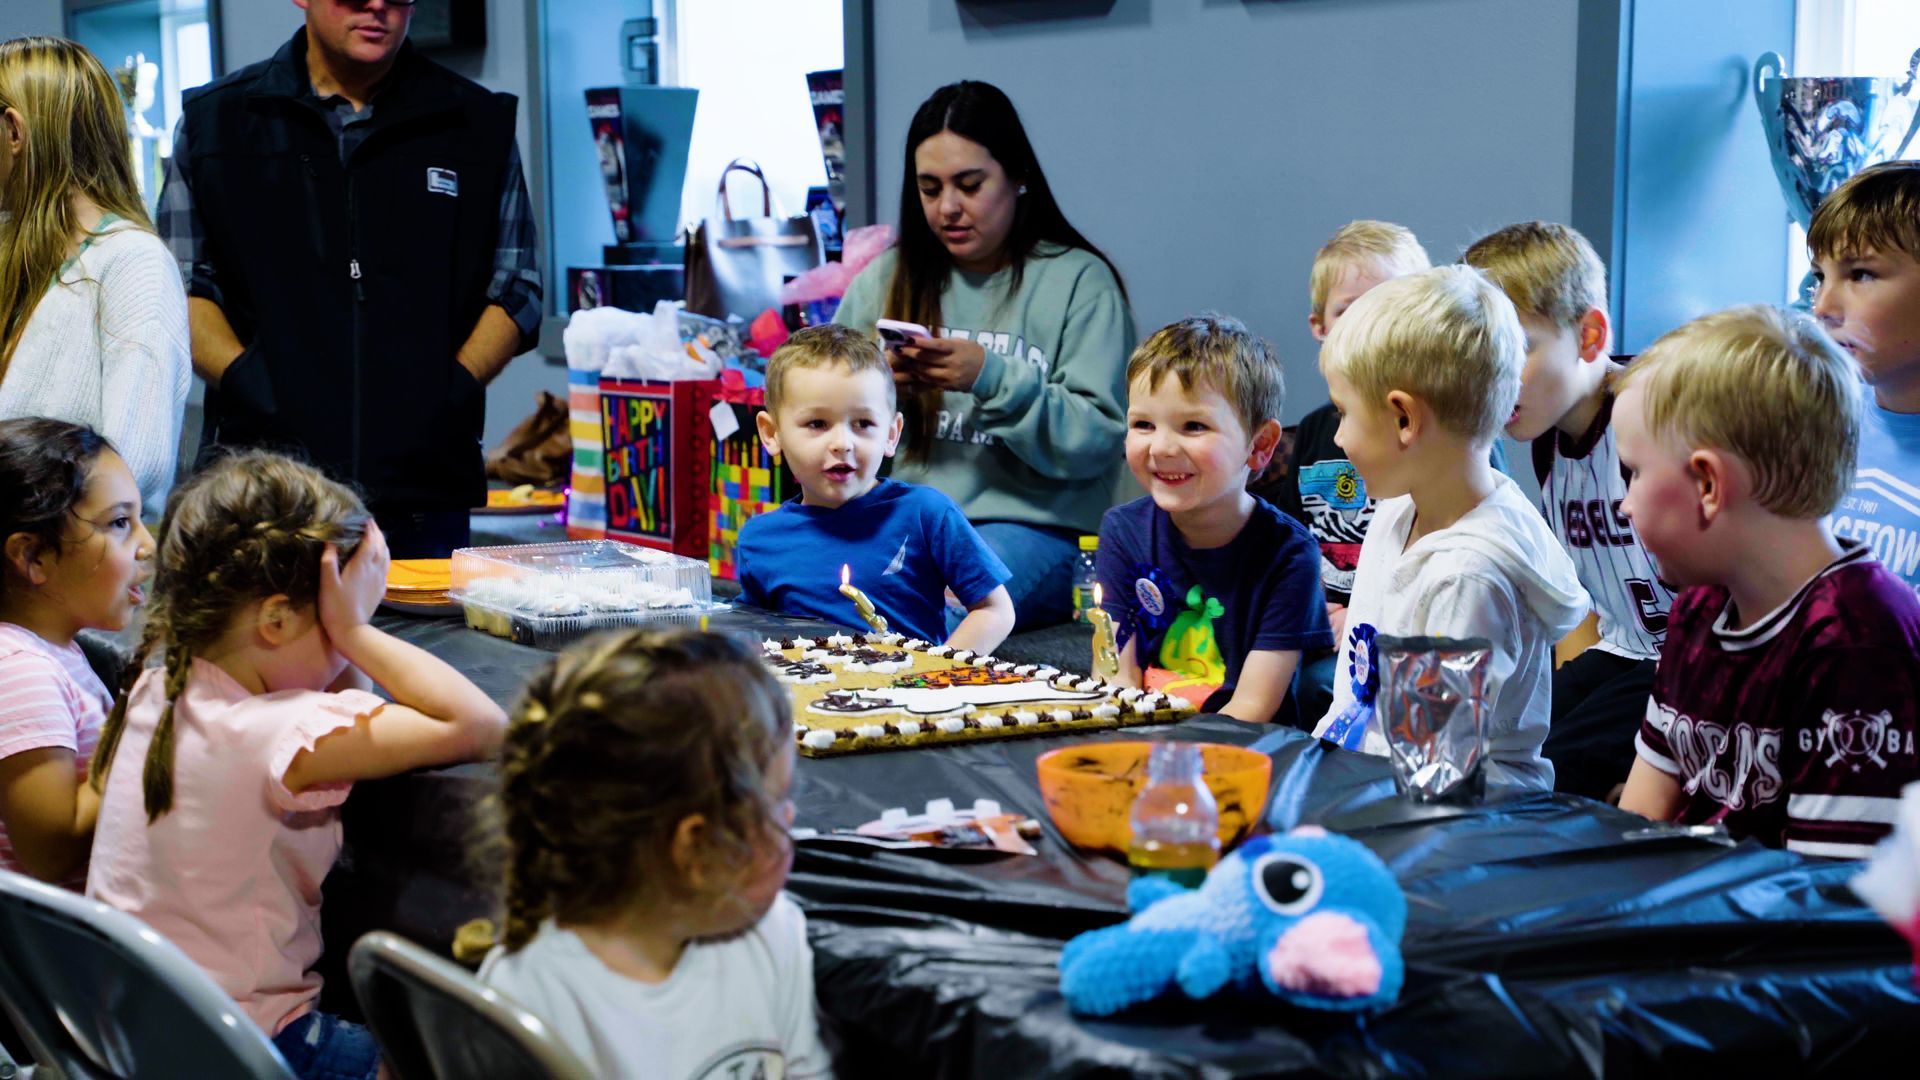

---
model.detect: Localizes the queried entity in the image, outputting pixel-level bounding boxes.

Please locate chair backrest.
[347,931,593,1080]
[0,869,294,1079]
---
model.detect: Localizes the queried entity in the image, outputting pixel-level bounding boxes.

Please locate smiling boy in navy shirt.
[1098,315,1333,725]
[737,325,1014,650]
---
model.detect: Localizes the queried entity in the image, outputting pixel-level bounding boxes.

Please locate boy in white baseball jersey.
[1463,222,1674,801]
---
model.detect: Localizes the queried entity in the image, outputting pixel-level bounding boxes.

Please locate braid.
[496,669,561,952]
[90,616,161,793]
[140,644,192,821]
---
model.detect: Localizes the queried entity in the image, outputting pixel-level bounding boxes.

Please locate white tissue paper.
[562,301,722,382]
[1851,779,1920,976]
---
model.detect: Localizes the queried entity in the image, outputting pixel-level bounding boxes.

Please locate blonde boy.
[1809,161,1920,596]
[1273,221,1433,617]
[738,325,1014,651]
[1463,222,1674,801]
[1311,267,1588,792]
[1615,306,1920,857]
[1098,315,1332,726]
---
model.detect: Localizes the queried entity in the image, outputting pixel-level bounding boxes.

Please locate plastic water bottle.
[1071,535,1100,623]
[1127,743,1220,888]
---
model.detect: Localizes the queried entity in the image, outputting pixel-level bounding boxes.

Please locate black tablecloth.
[325,613,1918,1078]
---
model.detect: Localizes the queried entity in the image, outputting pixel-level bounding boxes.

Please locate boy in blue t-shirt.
[737,325,1015,650]
[1810,162,1920,598]
[1099,315,1333,726]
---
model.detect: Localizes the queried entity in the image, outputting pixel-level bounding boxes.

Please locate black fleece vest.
[185,31,517,511]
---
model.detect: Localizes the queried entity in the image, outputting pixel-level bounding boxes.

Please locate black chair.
[0,868,294,1079]
[347,931,591,1080]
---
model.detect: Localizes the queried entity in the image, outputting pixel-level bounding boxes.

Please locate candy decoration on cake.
[763,634,1195,755]
[1058,827,1406,1016]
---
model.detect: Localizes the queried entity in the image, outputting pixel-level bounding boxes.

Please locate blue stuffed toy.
[1058,827,1407,1016]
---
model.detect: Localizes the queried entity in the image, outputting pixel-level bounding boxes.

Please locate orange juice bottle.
[1127,742,1219,888]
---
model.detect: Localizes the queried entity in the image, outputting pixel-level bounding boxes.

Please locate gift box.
[708,378,796,580]
[597,377,718,559]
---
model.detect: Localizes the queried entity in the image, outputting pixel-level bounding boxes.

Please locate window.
[66,0,219,216]
[668,0,843,229]
[1784,0,1920,299]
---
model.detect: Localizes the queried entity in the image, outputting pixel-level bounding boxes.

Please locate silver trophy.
[1754,48,1920,305]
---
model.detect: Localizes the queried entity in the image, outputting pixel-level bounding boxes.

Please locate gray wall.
[220,0,563,448]
[864,0,1585,426]
[0,0,64,40]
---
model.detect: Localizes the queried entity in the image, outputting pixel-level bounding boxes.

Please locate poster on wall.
[806,69,846,218]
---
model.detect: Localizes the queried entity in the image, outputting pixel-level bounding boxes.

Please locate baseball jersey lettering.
[1531,376,1672,659]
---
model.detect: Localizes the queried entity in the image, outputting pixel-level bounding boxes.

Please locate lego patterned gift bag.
[708,376,797,580]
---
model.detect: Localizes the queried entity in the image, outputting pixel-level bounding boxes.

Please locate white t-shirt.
[1312,473,1590,792]
[479,894,833,1080]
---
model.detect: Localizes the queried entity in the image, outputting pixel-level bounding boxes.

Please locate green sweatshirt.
[834,243,1137,535]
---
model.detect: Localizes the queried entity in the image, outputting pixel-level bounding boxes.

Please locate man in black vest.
[159,0,542,557]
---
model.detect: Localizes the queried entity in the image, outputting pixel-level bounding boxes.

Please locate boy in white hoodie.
[1312,266,1589,792]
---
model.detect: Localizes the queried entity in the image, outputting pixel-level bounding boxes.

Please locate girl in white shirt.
[0,37,189,517]
[480,631,832,1080]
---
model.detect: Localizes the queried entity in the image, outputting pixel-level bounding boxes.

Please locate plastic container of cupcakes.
[449,541,725,647]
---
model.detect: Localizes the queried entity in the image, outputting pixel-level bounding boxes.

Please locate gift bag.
[598,377,719,558]
[684,159,823,320]
[708,380,797,580]
[566,369,608,540]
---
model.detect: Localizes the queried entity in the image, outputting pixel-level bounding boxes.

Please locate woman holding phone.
[835,80,1134,630]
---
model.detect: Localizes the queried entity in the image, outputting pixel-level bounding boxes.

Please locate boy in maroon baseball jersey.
[1616,306,1920,858]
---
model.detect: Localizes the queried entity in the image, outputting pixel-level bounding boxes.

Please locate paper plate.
[475,487,566,516]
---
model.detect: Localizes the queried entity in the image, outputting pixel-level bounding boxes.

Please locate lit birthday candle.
[838,564,889,635]
[1087,582,1119,680]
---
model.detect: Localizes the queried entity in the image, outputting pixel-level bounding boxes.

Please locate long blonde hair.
[0,37,154,375]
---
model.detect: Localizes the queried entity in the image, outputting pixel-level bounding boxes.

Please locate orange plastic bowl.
[1035,741,1273,854]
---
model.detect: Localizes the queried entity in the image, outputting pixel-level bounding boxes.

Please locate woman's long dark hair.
[887,80,1127,457]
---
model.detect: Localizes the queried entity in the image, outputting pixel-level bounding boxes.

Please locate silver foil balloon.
[1754,48,1920,304]
[1377,636,1492,805]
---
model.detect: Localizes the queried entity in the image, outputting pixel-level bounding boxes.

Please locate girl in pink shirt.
[0,418,152,886]
[85,451,507,1080]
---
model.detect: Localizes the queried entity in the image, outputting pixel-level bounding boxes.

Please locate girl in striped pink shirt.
[0,418,152,886]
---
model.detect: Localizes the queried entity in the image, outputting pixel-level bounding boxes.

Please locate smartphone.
[876,318,932,348]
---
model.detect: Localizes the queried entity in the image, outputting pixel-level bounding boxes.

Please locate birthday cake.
[761,633,1196,757]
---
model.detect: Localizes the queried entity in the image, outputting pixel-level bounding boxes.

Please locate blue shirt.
[1097,495,1333,724]
[1835,402,1920,599]
[737,479,1010,643]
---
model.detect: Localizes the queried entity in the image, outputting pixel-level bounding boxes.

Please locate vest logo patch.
[426,167,459,197]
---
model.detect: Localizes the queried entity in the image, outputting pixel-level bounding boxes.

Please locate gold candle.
[1087,582,1119,680]
[838,564,889,635]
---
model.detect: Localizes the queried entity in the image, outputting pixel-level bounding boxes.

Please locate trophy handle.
[1896,47,1920,161]
[1753,50,1786,114]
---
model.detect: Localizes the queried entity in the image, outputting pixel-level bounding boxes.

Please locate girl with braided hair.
[477,629,830,1080]
[0,418,151,886]
[84,450,506,1080]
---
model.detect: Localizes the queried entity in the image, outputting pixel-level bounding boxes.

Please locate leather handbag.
[683,159,824,320]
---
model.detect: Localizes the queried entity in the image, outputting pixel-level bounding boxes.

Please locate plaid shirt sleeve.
[157,117,223,308]
[489,140,544,351]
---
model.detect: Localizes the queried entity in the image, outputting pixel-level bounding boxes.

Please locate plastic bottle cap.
[1078,535,1099,552]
